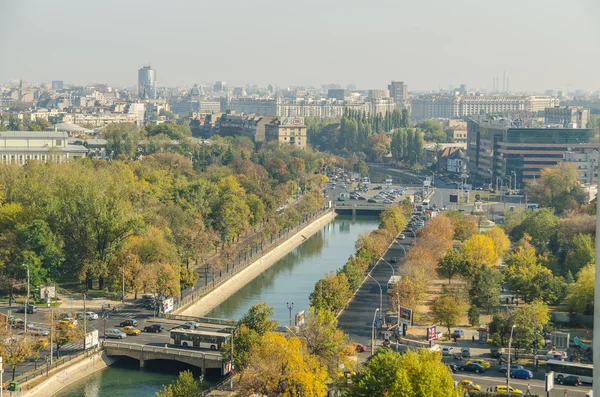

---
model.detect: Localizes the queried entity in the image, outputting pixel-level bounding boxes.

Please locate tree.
[416,119,447,143]
[296,309,353,377]
[445,211,477,241]
[431,294,466,335]
[55,323,81,357]
[470,266,503,314]
[484,227,511,262]
[436,249,464,284]
[526,162,587,214]
[238,302,278,335]
[238,333,329,397]
[460,234,497,267]
[509,208,560,253]
[349,348,458,397]
[567,264,594,315]
[0,335,33,380]
[156,370,202,397]
[564,234,595,276]
[468,305,480,327]
[309,271,352,312]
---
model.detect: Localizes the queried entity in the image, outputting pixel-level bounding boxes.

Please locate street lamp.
[286,302,294,327]
[123,255,130,305]
[371,308,379,357]
[23,264,30,335]
[506,324,516,390]
[393,242,407,257]
[379,257,394,277]
[367,274,383,324]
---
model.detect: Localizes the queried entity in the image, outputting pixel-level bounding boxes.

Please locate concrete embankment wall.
[182,210,337,317]
[20,351,118,397]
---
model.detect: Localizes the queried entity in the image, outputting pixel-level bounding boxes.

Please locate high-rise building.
[544,106,589,128]
[51,80,64,90]
[388,81,408,108]
[138,65,157,99]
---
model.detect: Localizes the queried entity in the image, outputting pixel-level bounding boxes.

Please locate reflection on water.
[206,215,379,324]
[54,358,214,397]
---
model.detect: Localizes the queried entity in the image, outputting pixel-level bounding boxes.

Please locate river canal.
[55,213,379,396]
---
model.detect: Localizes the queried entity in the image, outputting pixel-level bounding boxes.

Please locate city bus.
[170,329,231,350]
[546,359,593,384]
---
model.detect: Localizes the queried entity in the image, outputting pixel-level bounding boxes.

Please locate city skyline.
[1,0,598,93]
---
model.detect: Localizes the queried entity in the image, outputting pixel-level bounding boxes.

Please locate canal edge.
[181,210,338,317]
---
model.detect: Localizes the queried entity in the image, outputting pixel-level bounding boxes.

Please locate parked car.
[143,324,165,333]
[358,196,367,201]
[459,380,481,391]
[383,199,393,204]
[557,375,582,386]
[500,364,524,373]
[105,328,127,339]
[510,369,533,379]
[442,346,454,356]
[461,363,486,374]
[452,329,464,339]
[29,326,49,336]
[490,348,502,358]
[461,347,471,358]
[17,305,37,314]
[355,344,367,353]
[466,359,491,369]
[373,186,383,190]
[121,326,141,336]
[494,385,523,395]
[120,319,138,327]
[367,199,377,203]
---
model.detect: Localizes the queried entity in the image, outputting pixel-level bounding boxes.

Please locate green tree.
[564,234,595,276]
[238,302,278,335]
[350,348,458,397]
[470,266,503,314]
[468,305,480,327]
[509,209,559,253]
[436,249,464,284]
[0,335,34,380]
[416,119,446,143]
[567,263,594,315]
[156,370,202,397]
[309,271,352,312]
[431,294,466,335]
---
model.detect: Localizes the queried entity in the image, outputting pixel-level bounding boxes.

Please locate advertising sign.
[385,179,393,186]
[222,360,233,375]
[85,329,99,349]
[362,177,371,184]
[427,326,437,341]
[449,194,458,203]
[545,371,554,392]
[162,298,174,313]
[399,306,413,325]
[40,286,56,299]
[295,310,306,327]
[423,180,431,187]
[280,117,305,126]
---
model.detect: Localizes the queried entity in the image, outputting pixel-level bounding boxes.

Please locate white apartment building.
[0,131,88,165]
[410,94,560,120]
[563,148,598,184]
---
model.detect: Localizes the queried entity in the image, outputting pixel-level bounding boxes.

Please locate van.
[387,276,402,291]
[105,328,127,339]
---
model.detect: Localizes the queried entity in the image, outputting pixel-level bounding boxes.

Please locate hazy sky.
[1,0,598,92]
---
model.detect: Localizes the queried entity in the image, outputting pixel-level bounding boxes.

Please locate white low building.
[0,131,88,165]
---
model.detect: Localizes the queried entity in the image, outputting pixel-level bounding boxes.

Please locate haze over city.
[1,0,599,92]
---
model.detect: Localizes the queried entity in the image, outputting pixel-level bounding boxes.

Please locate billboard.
[362,177,371,184]
[85,329,99,349]
[399,306,413,325]
[427,326,437,341]
[449,194,458,203]
[162,298,174,313]
[40,286,56,299]
[423,180,431,187]
[385,179,393,186]
[280,117,305,126]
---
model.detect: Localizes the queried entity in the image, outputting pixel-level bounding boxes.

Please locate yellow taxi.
[56,319,76,328]
[459,380,481,391]
[495,385,523,395]
[121,326,141,336]
[466,359,491,369]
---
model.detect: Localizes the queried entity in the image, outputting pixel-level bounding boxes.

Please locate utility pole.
[286,302,294,328]
[23,264,30,335]
[230,329,234,391]
[593,153,600,394]
[50,306,54,364]
[83,293,87,349]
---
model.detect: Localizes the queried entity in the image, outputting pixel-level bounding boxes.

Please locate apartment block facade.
[265,117,307,149]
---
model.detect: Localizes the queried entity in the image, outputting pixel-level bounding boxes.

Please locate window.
[56,139,62,146]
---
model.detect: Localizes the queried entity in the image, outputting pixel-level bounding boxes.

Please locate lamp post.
[367,274,383,324]
[286,302,294,327]
[393,242,407,257]
[371,308,379,357]
[506,324,516,390]
[379,257,394,277]
[23,264,30,335]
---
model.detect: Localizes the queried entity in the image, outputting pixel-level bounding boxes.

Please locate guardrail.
[104,341,222,361]
[164,314,234,325]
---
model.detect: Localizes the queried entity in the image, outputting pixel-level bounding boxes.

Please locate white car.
[29,326,49,336]
[183,321,200,329]
[442,346,454,355]
[84,312,99,320]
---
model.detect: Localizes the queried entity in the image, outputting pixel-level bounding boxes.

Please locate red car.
[356,344,367,353]
[409,240,416,246]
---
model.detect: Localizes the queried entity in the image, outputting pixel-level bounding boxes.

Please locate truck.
[387,275,402,291]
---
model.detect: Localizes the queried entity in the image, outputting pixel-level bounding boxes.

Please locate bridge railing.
[104,341,223,361]
[164,314,234,326]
